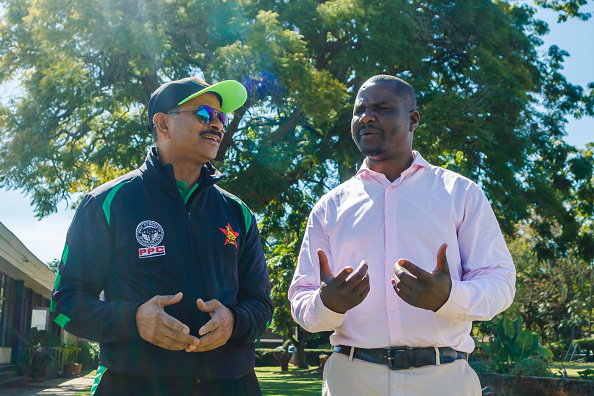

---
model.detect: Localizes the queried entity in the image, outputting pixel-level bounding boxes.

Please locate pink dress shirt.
[288,152,516,352]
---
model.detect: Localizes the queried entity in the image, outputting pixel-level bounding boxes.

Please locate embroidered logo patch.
[136,220,164,247]
[219,223,239,249]
[139,246,166,259]
[136,220,166,258]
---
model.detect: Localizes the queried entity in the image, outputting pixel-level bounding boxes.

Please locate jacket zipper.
[185,191,211,378]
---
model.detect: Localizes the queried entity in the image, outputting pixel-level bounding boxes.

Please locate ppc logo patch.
[136,220,166,258]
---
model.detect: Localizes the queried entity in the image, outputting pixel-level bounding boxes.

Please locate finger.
[394,285,413,306]
[333,266,354,284]
[359,283,371,300]
[394,262,412,277]
[193,331,224,352]
[156,335,195,351]
[317,249,335,283]
[196,298,221,313]
[353,273,370,295]
[157,312,196,342]
[397,259,431,281]
[156,323,200,346]
[394,271,420,290]
[345,260,368,283]
[153,292,183,307]
[149,328,198,351]
[393,278,414,296]
[434,243,450,275]
[355,276,371,299]
[198,315,222,336]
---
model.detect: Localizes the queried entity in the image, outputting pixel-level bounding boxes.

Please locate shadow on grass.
[256,366,323,396]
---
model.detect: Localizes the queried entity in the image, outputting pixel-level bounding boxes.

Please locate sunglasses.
[167,105,229,131]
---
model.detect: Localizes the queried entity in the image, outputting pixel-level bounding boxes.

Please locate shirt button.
[390,306,395,311]
[389,243,394,248]
[388,210,393,215]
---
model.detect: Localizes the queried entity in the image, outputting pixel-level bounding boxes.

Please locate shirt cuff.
[434,279,470,319]
[311,290,347,328]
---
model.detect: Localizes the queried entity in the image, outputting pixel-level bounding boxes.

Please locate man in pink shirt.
[288,75,516,395]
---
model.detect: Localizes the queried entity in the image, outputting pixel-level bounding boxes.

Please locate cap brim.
[177,80,248,113]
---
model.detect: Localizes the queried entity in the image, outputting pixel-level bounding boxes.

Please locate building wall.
[0,222,58,365]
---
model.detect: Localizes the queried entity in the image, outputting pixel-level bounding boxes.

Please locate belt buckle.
[386,347,412,370]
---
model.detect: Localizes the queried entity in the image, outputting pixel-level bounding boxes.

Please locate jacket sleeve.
[51,194,141,342]
[436,186,516,321]
[227,215,274,345]
[288,200,347,333]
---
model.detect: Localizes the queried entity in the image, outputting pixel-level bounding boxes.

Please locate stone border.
[478,372,594,396]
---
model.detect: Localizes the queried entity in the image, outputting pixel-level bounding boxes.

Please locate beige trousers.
[322,351,482,396]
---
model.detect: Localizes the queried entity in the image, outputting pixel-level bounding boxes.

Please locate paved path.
[2,374,95,396]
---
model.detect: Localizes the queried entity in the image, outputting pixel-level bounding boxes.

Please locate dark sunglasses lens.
[218,113,228,127]
[196,105,228,129]
[196,106,213,124]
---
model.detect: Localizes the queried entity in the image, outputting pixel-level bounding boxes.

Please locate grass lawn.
[256,366,322,396]
[70,367,322,395]
[547,361,594,378]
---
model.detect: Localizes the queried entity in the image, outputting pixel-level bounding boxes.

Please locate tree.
[1,0,593,362]
[534,0,591,21]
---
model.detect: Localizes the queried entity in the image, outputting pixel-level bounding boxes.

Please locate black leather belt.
[334,345,468,370]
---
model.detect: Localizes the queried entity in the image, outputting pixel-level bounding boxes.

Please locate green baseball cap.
[148,77,247,131]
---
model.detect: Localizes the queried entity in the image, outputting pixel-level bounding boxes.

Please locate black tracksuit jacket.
[51,148,274,381]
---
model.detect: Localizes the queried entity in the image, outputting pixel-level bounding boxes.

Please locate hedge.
[255,349,334,367]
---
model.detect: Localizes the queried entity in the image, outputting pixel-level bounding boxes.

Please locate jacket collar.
[141,147,223,191]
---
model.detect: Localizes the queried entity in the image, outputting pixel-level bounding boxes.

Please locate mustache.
[200,129,223,139]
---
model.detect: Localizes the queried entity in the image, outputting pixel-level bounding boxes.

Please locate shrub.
[78,340,100,370]
[469,359,497,373]
[546,341,568,361]
[578,368,594,380]
[509,358,552,377]
[474,317,553,373]
[255,348,334,367]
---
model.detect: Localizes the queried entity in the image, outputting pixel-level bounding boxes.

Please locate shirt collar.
[357,151,430,185]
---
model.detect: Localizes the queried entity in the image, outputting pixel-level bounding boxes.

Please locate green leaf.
[501,318,515,341]
[512,317,523,336]
[515,330,536,359]
[537,345,554,359]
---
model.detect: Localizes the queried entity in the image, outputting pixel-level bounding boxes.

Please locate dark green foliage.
[510,358,553,377]
[547,341,569,361]
[475,317,553,373]
[11,327,62,376]
[77,340,100,370]
[578,368,594,380]
[469,359,497,374]
[255,348,334,367]
[534,0,591,21]
[507,229,594,348]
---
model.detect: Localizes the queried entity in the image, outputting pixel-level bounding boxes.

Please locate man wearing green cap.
[52,77,273,395]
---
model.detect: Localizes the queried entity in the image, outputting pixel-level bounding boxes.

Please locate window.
[0,273,15,346]
[31,307,49,331]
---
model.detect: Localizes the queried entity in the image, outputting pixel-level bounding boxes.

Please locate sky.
[0,3,593,265]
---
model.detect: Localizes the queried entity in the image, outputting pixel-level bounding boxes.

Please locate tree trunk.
[292,334,309,369]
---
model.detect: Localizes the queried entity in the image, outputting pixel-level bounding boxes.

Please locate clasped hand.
[391,243,452,312]
[136,292,233,352]
[318,249,371,314]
